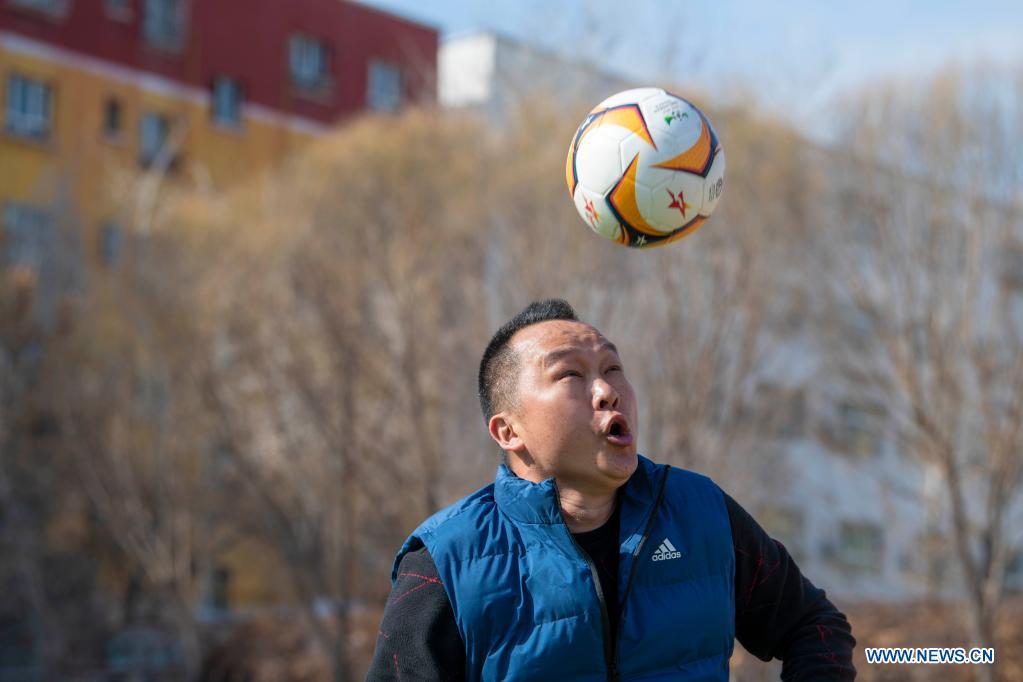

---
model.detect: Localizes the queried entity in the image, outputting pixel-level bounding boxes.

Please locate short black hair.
[478,299,578,420]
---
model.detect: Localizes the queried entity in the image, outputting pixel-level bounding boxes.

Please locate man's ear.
[488,412,526,455]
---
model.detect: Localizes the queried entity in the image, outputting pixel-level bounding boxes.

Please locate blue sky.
[357,0,1023,123]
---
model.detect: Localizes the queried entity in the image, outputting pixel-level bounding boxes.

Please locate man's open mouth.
[603,415,633,446]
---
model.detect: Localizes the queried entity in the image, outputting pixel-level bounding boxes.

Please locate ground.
[196,597,1023,681]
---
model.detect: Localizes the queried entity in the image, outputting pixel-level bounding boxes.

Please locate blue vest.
[393,455,735,681]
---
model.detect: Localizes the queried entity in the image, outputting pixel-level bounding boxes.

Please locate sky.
[356,0,1023,128]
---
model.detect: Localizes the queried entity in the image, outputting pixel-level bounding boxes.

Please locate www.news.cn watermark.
[865,647,995,665]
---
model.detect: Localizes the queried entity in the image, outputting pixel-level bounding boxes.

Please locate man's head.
[478,299,638,493]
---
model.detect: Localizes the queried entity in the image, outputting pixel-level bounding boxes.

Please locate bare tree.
[0,270,65,677]
[0,201,111,677]
[820,65,1023,682]
[167,111,497,682]
[48,252,227,679]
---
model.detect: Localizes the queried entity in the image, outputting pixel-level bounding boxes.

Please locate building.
[1,0,437,270]
[439,29,634,124]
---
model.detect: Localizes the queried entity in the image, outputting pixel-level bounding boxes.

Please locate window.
[210,566,231,610]
[757,505,806,561]
[0,619,35,667]
[751,382,806,439]
[100,222,122,265]
[6,0,70,18]
[211,76,241,127]
[367,60,402,112]
[1001,242,1023,291]
[898,526,948,587]
[104,0,132,21]
[821,400,884,458]
[142,0,185,51]
[836,300,878,350]
[107,628,184,674]
[103,97,122,138]
[833,520,884,572]
[2,202,52,269]
[5,74,53,140]
[139,111,170,168]
[1006,551,1023,595]
[289,34,328,90]
[838,401,883,457]
[133,373,169,417]
[208,441,236,478]
[903,318,928,364]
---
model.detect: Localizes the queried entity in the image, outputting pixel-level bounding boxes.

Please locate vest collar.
[494,454,660,525]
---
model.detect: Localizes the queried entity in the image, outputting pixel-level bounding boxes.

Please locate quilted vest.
[393,454,735,681]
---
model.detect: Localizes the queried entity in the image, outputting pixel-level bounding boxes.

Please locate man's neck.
[556,484,618,533]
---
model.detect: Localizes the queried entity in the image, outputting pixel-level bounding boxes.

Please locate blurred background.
[1,0,1022,680]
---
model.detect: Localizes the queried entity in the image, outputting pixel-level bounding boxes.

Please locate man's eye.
[559,371,581,380]
[606,365,622,373]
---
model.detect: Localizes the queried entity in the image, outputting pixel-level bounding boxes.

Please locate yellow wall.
[1,40,320,265]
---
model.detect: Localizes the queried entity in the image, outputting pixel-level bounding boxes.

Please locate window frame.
[2,201,53,269]
[5,73,54,141]
[211,76,243,128]
[138,110,171,169]
[288,33,329,92]
[99,221,123,265]
[103,0,132,21]
[102,96,123,139]
[142,0,186,52]
[367,59,403,113]
[833,520,884,572]
[5,0,70,19]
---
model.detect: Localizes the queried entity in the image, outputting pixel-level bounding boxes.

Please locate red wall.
[0,0,438,124]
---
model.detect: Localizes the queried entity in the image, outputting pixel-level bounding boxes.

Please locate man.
[367,299,856,681]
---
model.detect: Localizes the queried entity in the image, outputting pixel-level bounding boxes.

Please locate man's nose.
[592,379,620,411]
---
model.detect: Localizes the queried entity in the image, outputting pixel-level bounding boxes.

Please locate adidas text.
[651,538,682,562]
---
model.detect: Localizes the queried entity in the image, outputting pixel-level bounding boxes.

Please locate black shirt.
[568,491,622,640]
[367,490,856,681]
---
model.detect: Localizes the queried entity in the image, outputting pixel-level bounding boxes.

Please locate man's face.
[499,320,638,492]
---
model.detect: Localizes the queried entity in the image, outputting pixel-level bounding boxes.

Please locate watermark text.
[865,647,995,665]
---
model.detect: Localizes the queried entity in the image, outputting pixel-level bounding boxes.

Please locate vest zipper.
[553,465,670,682]
[554,481,616,680]
[612,465,670,680]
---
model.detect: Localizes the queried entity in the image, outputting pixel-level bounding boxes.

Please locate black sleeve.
[365,546,466,682]
[725,492,857,681]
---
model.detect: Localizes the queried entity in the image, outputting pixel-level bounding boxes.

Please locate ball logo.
[666,188,690,222]
[583,197,600,229]
[652,98,687,126]
[664,110,687,126]
[708,177,724,202]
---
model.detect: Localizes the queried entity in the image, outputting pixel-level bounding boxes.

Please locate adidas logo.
[651,538,682,562]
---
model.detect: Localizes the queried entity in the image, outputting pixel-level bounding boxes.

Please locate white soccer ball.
[565,87,725,248]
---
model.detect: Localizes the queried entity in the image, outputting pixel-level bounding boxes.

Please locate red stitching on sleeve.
[816,623,840,664]
[397,572,442,582]
[393,572,443,604]
[738,542,782,610]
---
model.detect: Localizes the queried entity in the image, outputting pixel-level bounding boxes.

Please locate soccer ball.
[565,87,725,248]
